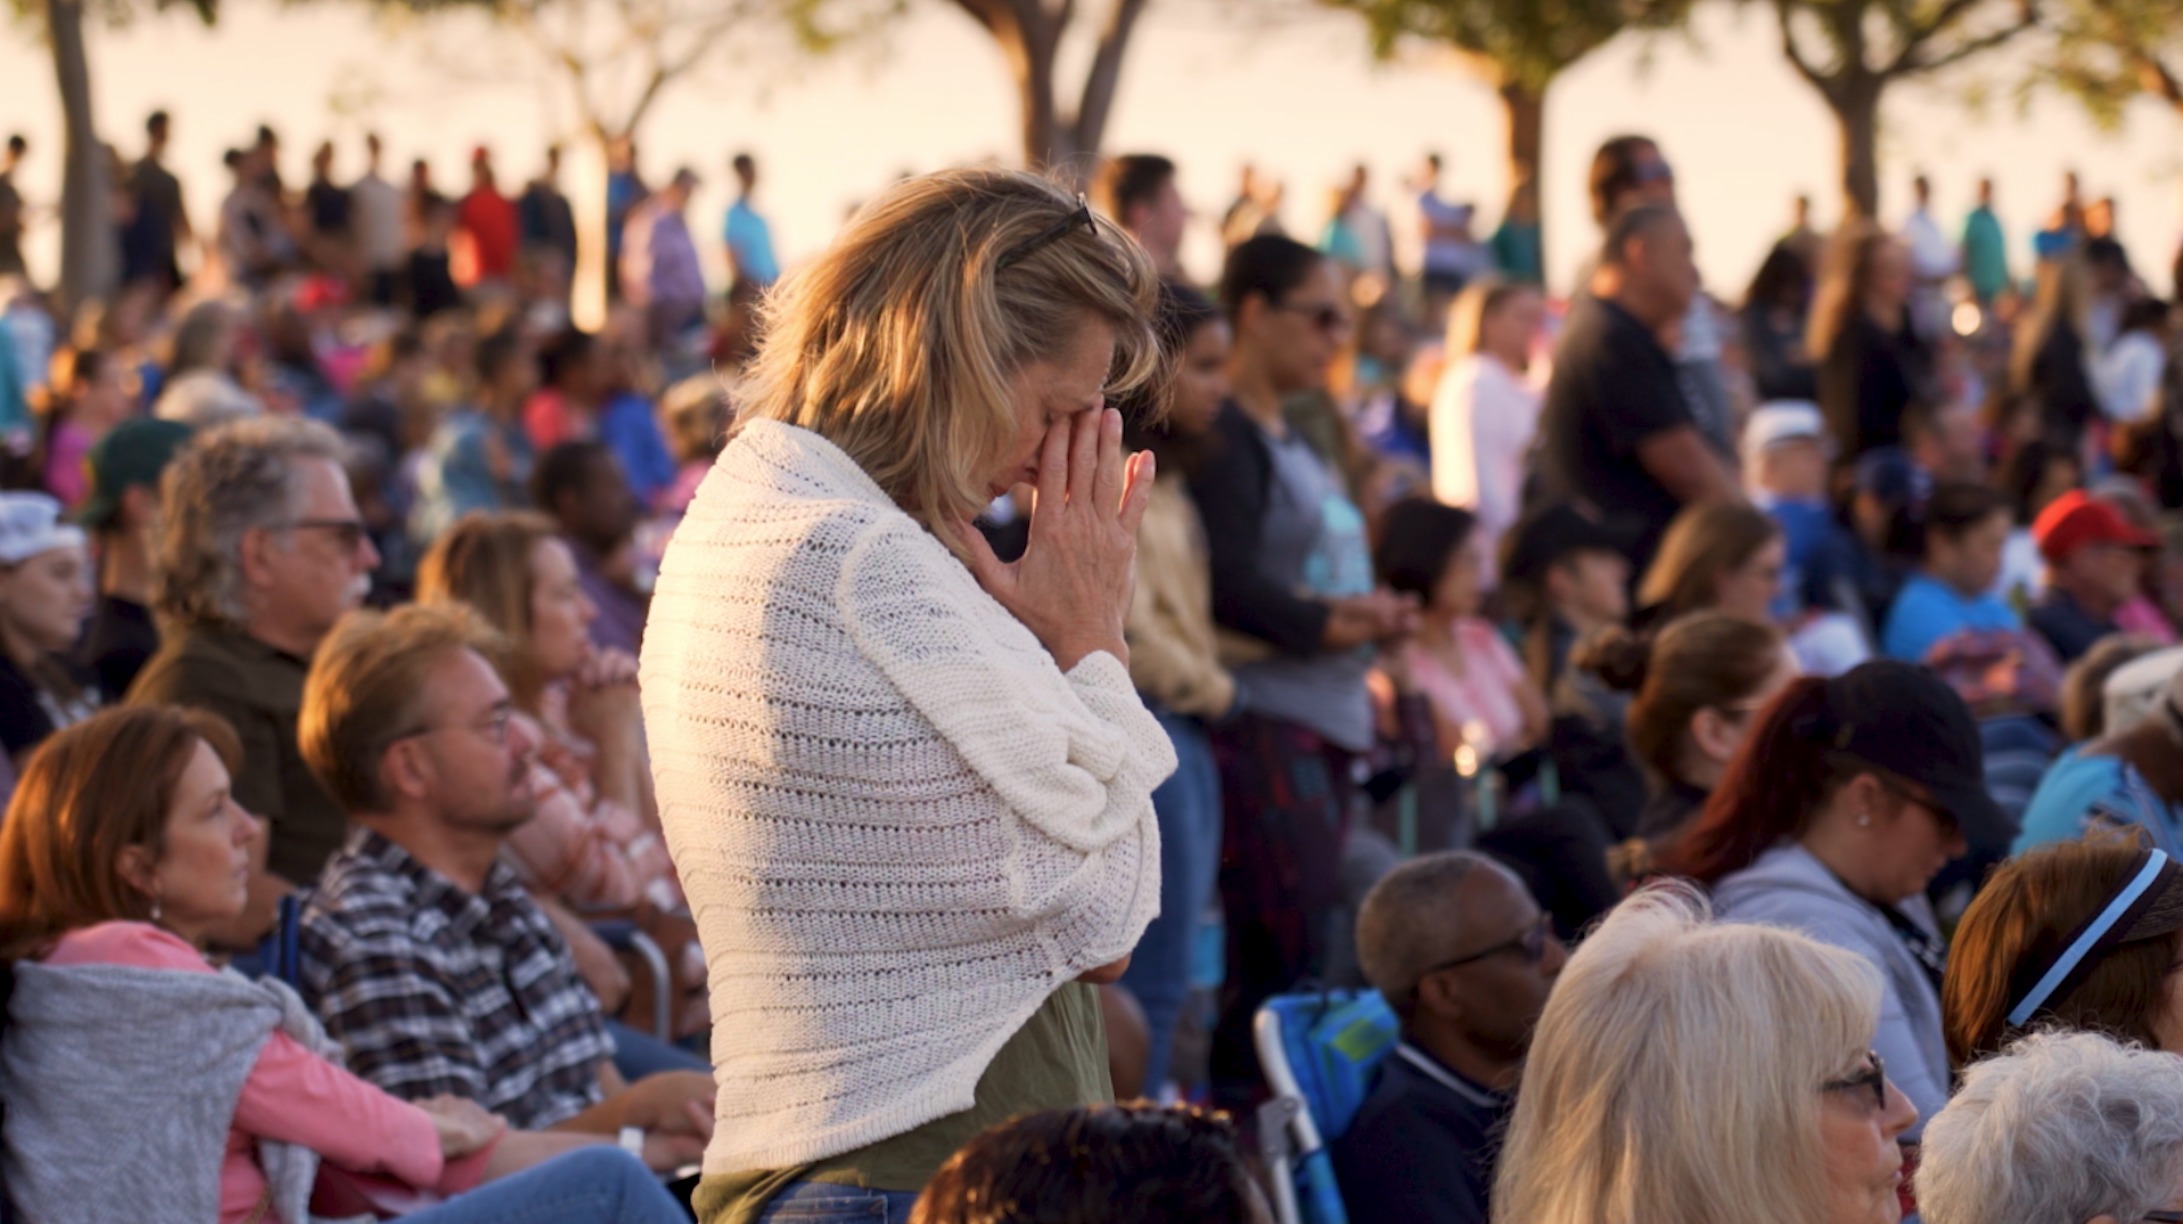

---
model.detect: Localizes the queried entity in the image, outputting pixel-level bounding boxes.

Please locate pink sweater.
[45,922,491,1224]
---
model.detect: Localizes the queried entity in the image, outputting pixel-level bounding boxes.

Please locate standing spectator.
[1319,164,1392,285]
[604,136,646,287]
[404,195,464,321]
[1667,661,2007,1134]
[1429,277,1546,582]
[1413,152,1482,308]
[127,417,380,909]
[2030,490,2158,664]
[1901,174,1958,339]
[302,140,353,275]
[75,419,192,700]
[519,144,579,283]
[620,168,706,349]
[523,328,608,451]
[412,329,537,546]
[532,441,646,658]
[350,132,406,307]
[1116,282,1232,1098]
[1094,153,1187,282]
[1741,244,1819,401]
[1536,205,1732,574]
[1333,852,1566,1224]
[0,135,25,279]
[215,144,292,290]
[1488,176,1543,287]
[1192,233,1415,1102]
[120,111,191,295]
[454,147,518,289]
[0,492,97,771]
[1961,176,2010,305]
[1779,192,1823,271]
[1811,221,1929,464]
[2013,252,2102,444]
[722,152,779,293]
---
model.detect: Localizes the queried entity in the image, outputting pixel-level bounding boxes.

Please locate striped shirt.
[296,828,613,1129]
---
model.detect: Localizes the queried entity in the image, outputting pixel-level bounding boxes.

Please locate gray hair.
[169,300,237,377]
[1919,1030,2183,1224]
[1354,850,1493,1020]
[154,416,349,628]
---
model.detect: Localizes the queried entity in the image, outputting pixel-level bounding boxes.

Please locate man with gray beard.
[128,416,381,945]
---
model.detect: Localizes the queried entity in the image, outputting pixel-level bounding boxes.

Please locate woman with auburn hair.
[641,168,1174,1222]
[1664,661,2010,1133]
[1492,885,1918,1224]
[0,705,687,1224]
[1636,501,1786,629]
[1940,834,2183,1068]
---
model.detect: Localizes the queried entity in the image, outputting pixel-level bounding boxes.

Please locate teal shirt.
[1491,219,1544,286]
[1962,207,2009,301]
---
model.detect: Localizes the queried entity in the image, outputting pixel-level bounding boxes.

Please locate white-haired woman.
[1493,885,1919,1224]
[1920,1031,2183,1224]
[640,169,1173,1224]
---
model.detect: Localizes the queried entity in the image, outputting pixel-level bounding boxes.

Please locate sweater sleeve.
[232,1031,446,1189]
[1190,410,1335,655]
[837,518,1177,861]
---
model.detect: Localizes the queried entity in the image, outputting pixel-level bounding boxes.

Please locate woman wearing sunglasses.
[1492,885,1918,1224]
[1663,660,2009,1137]
[1918,1031,2183,1224]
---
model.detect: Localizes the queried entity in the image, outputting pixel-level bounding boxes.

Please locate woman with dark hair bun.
[910,1103,1269,1224]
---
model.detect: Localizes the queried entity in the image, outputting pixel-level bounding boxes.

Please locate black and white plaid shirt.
[296,828,614,1129]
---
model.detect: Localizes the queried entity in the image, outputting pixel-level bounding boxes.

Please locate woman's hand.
[419,1095,507,1159]
[963,408,1155,672]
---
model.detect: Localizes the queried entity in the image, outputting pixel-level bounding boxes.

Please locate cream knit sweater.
[640,418,1173,1174]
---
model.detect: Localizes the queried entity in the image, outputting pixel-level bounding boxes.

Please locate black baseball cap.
[1810,660,2013,848]
[1500,504,1626,587]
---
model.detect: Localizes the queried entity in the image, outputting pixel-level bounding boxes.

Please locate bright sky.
[3,0,2181,298]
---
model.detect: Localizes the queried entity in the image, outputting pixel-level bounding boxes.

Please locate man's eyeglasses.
[998,196,1097,270]
[389,706,514,749]
[1823,1050,1888,1112]
[1422,914,1555,978]
[2142,1213,2183,1222]
[1271,301,1353,336]
[1634,159,1676,186]
[279,518,372,554]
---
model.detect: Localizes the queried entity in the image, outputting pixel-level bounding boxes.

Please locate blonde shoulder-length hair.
[1492,884,1882,1224]
[734,167,1166,544]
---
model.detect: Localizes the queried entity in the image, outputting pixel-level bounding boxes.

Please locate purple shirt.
[575,542,647,657]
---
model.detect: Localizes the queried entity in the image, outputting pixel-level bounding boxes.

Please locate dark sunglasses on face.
[1823,1050,1888,1112]
[1271,300,1352,336]
[281,518,372,553]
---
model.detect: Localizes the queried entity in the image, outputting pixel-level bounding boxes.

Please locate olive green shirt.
[695,982,1112,1224]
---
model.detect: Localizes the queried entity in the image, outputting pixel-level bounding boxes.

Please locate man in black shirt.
[1333,852,1566,1224]
[122,111,191,293]
[1535,204,1734,573]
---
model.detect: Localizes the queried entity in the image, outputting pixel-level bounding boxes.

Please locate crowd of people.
[0,107,2182,1224]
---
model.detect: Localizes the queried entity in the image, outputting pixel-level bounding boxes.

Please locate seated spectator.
[128,417,379,942]
[524,327,607,452]
[1582,612,1796,862]
[592,327,678,511]
[532,441,647,657]
[1332,852,1564,1224]
[1492,885,1918,1222]
[2030,490,2157,664]
[152,300,265,428]
[415,512,669,918]
[1993,437,2081,606]
[1919,1031,2183,1224]
[909,1104,1269,1224]
[74,418,192,698]
[410,327,538,547]
[1838,447,1924,626]
[655,375,728,519]
[2060,633,2163,742]
[0,492,97,771]
[2099,643,2183,739]
[1500,504,1630,691]
[1371,498,1547,761]
[1880,483,2029,666]
[1635,500,1784,629]
[294,604,716,1146]
[40,346,133,511]
[0,705,690,1224]
[1901,398,1985,485]
[1745,401,1877,673]
[2088,476,2178,645]
[1428,277,1546,583]
[2016,658,2183,856]
[1943,836,2183,1071]
[1666,661,2008,1133]
[2093,296,2172,425]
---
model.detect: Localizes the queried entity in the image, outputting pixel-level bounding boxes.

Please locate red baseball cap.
[2033,490,2159,563]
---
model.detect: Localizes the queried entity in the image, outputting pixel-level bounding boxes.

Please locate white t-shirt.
[1430,353,1543,586]
[350,173,405,271]
[2096,331,2167,423]
[1902,208,1957,281]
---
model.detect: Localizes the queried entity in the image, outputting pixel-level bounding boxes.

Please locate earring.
[1857,811,1873,829]
[149,891,163,924]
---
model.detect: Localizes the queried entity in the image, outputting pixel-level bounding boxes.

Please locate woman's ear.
[113,843,157,903]
[1688,707,1738,769]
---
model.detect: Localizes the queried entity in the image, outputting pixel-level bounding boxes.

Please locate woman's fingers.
[1066,405,1101,507]
[1118,449,1156,537]
[1091,408,1125,518]
[1036,414,1072,511]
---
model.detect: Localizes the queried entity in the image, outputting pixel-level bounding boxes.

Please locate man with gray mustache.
[128,416,382,948]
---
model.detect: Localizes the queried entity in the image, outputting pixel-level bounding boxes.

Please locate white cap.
[2103,645,2183,738]
[0,492,86,566]
[1741,400,1828,469]
[153,370,264,429]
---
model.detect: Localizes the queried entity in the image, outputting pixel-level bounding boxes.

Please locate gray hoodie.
[1712,842,1949,1138]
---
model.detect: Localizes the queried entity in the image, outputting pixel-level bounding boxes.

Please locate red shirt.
[456,189,519,285]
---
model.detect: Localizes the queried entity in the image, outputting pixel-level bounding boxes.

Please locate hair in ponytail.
[1663,677,1847,884]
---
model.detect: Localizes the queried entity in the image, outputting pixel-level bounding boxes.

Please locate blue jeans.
[610,1018,713,1080]
[753,1180,923,1222]
[1118,708,1223,1094]
[406,1147,687,1224]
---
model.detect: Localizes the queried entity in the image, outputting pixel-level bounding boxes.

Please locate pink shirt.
[502,708,683,913]
[45,922,490,1224]
[1389,617,1530,758]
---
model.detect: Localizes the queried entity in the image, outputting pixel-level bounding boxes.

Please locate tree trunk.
[1833,75,1883,220]
[993,15,1066,171]
[46,0,115,315]
[569,127,612,333]
[1498,77,1546,272]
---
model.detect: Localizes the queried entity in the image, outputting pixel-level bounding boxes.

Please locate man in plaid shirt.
[292,602,714,1158]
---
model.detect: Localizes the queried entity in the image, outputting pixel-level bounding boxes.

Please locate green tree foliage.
[2042,0,2183,127]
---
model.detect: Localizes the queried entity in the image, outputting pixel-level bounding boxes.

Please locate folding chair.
[1252,989,1400,1224]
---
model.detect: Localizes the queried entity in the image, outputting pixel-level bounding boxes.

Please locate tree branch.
[947,0,1013,37]
[1891,5,2039,79]
[1072,0,1150,153]
[1773,0,1830,90]
[1882,0,1983,76]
